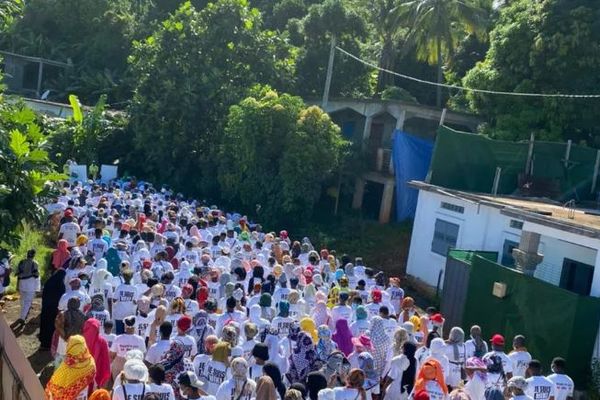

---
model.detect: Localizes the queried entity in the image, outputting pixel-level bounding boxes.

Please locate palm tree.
[401,0,490,107]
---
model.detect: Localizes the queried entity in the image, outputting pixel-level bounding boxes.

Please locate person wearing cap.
[509,335,532,378]
[174,315,198,358]
[546,357,573,400]
[110,316,146,379]
[178,371,215,400]
[482,334,513,390]
[112,359,151,400]
[525,360,555,400]
[426,313,444,348]
[58,211,81,248]
[508,376,533,400]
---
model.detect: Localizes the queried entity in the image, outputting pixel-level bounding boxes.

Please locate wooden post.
[591,150,600,194]
[492,167,502,196]
[564,140,572,168]
[526,132,535,175]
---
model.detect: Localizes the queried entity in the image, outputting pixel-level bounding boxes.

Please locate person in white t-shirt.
[146,321,173,364]
[58,212,81,248]
[331,292,353,325]
[525,360,555,400]
[509,335,532,378]
[111,269,137,334]
[216,357,256,400]
[193,335,219,381]
[89,228,108,265]
[483,334,514,391]
[110,316,146,380]
[507,376,534,400]
[178,370,216,400]
[147,364,176,400]
[546,357,574,400]
[271,301,294,339]
[174,315,198,359]
[333,369,366,400]
[112,359,151,400]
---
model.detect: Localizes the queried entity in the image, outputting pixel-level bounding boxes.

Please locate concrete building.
[309,98,480,223]
[407,180,600,296]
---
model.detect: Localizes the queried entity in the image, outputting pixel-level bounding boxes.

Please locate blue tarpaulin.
[392,131,433,221]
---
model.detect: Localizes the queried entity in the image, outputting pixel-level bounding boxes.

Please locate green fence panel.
[461,255,600,388]
[430,126,599,200]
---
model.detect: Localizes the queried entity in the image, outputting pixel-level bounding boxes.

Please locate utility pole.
[322,35,336,110]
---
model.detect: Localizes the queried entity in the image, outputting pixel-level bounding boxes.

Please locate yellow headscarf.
[46,335,96,400]
[327,286,339,309]
[300,317,318,342]
[212,341,231,365]
[76,235,88,246]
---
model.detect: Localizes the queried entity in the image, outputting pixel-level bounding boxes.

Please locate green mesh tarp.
[460,255,600,388]
[430,126,600,200]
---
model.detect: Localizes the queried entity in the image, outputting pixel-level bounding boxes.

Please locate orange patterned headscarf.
[414,359,448,395]
[46,335,96,400]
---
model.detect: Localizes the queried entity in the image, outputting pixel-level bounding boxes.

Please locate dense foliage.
[219,86,348,225]
[464,0,600,143]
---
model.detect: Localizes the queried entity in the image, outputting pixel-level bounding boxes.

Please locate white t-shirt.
[333,387,361,400]
[111,383,151,400]
[164,284,182,303]
[59,222,81,247]
[102,332,116,350]
[365,303,382,320]
[272,316,295,338]
[173,334,198,358]
[509,351,532,378]
[350,319,370,337]
[482,351,513,390]
[216,378,256,400]
[90,238,108,263]
[111,284,138,320]
[422,380,446,400]
[88,310,111,326]
[145,339,171,364]
[547,373,574,400]
[386,287,404,315]
[147,383,175,400]
[525,376,555,400]
[384,354,410,400]
[110,333,146,357]
[133,314,153,339]
[444,343,466,387]
[204,361,231,396]
[193,353,211,381]
[58,290,91,311]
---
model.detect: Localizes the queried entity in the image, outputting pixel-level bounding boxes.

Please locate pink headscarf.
[332,319,354,356]
[82,318,110,388]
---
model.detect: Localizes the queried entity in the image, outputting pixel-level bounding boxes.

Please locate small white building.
[407,181,600,297]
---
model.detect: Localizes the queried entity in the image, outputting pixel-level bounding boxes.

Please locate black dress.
[38,269,66,348]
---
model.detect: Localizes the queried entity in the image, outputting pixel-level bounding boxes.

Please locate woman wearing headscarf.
[82,318,110,391]
[369,316,392,380]
[413,359,448,400]
[205,341,231,396]
[399,297,418,323]
[262,361,286,399]
[332,369,367,400]
[216,357,257,400]
[161,341,195,400]
[464,357,487,400]
[445,327,466,390]
[316,325,337,363]
[54,297,86,366]
[256,375,279,400]
[300,317,318,343]
[393,328,410,357]
[45,335,96,400]
[52,239,71,270]
[264,328,289,375]
[89,389,111,400]
[320,351,350,388]
[358,352,381,399]
[192,310,215,355]
[423,338,450,383]
[286,332,319,384]
[465,325,488,359]
[332,319,354,357]
[311,302,331,329]
[39,265,66,349]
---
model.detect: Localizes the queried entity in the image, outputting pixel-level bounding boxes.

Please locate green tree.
[0,100,64,247]
[219,86,348,225]
[128,0,294,198]
[401,0,489,107]
[294,0,371,98]
[0,0,22,32]
[463,0,600,143]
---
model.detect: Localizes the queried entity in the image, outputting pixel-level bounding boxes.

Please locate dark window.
[560,258,593,296]
[341,121,355,140]
[431,219,459,256]
[501,239,519,268]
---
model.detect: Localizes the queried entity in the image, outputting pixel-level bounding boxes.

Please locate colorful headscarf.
[414,359,448,395]
[332,319,353,356]
[82,318,110,388]
[300,317,318,343]
[231,357,253,398]
[358,352,379,389]
[316,325,336,361]
[45,335,96,400]
[312,301,330,328]
[287,332,318,383]
[370,316,391,376]
[355,305,367,321]
[160,340,191,396]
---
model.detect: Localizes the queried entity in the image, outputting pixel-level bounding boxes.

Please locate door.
[560,258,593,295]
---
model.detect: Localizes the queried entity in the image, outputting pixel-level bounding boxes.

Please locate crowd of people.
[5,179,575,400]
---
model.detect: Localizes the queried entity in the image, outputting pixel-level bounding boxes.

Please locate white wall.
[407,189,600,293]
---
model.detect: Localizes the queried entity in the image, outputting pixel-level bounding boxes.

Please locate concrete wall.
[407,189,600,293]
